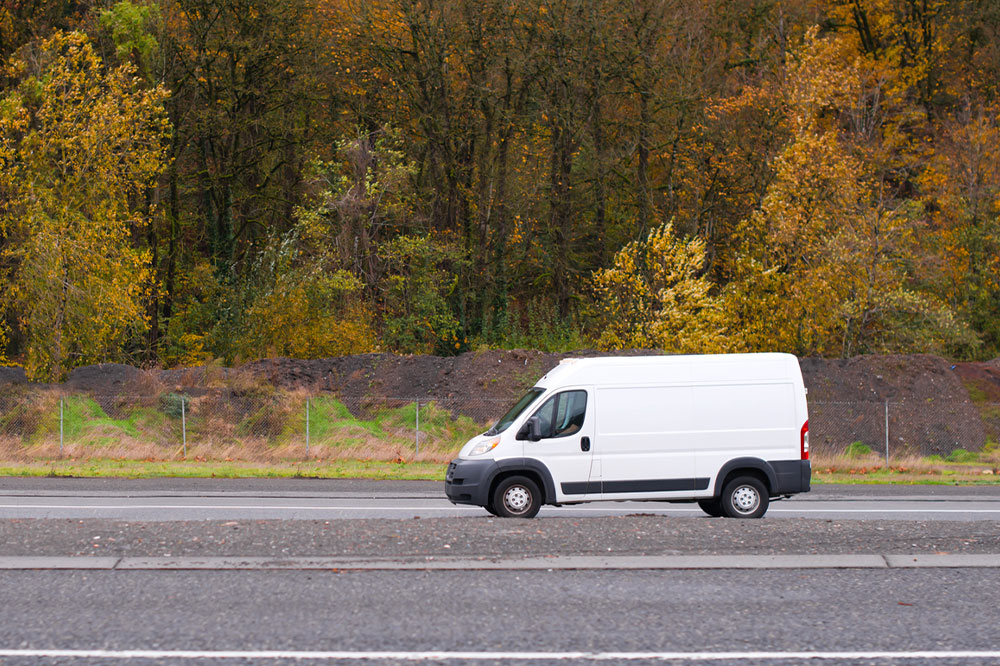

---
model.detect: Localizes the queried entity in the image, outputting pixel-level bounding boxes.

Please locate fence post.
[415,401,420,456]
[181,396,187,458]
[884,400,890,467]
[305,398,310,457]
[59,398,64,456]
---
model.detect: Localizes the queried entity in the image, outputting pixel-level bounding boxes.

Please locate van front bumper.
[445,458,498,507]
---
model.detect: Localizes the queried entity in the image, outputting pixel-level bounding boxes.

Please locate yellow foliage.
[591,220,729,353]
[729,25,975,357]
[239,270,378,360]
[0,31,170,380]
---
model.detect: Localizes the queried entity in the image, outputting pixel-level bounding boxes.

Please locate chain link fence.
[1,391,997,462]
[809,400,996,458]
[0,391,510,463]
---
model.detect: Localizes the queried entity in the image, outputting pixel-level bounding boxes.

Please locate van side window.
[532,390,587,439]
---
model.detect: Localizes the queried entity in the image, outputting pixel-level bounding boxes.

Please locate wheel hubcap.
[504,485,531,514]
[732,485,760,514]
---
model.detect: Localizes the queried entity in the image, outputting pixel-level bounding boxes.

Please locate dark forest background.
[2,0,999,380]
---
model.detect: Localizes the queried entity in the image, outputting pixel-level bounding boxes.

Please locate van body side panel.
[695,381,800,495]
[592,383,702,500]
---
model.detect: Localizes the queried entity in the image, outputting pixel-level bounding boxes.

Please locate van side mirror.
[516,416,543,442]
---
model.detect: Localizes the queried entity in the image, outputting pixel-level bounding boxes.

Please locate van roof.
[535,353,801,389]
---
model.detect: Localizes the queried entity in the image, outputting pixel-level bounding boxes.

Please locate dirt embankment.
[2,351,998,456]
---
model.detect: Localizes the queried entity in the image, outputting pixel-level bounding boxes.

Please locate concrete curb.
[2,553,1000,571]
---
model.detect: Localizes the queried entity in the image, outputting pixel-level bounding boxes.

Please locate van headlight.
[469,437,500,456]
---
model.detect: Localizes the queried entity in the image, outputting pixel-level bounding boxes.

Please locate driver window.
[531,390,587,439]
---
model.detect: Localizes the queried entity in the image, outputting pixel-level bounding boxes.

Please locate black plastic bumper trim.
[562,477,710,495]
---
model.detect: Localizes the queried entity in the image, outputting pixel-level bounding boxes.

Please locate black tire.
[698,499,725,517]
[492,475,541,518]
[720,476,769,519]
[484,502,500,517]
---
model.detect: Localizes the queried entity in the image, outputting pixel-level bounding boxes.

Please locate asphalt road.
[1,478,999,520]
[2,568,1000,665]
[1,479,999,665]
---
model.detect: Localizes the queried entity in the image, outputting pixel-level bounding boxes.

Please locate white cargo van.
[445,353,810,518]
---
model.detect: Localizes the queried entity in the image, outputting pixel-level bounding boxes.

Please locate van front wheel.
[721,476,769,519]
[493,476,541,518]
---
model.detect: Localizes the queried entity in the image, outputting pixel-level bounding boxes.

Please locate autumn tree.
[0,31,170,379]
[591,220,728,353]
[727,27,973,356]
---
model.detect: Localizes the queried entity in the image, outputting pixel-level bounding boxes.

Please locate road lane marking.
[3,650,1000,661]
[1,503,1000,514]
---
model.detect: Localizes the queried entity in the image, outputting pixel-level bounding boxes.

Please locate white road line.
[3,649,1000,661]
[1,504,1000,513]
[0,504,479,511]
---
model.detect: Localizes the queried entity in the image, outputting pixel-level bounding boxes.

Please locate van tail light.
[800,420,810,460]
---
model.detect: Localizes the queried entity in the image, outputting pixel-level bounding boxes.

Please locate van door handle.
[581,437,591,452]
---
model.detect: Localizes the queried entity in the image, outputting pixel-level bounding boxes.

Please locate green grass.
[279,397,482,450]
[0,458,448,480]
[844,441,873,459]
[32,396,169,446]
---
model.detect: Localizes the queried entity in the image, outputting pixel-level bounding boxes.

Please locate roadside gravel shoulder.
[1,515,997,558]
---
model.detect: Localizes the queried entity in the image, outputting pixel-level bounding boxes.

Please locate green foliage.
[945,448,979,463]
[159,392,188,419]
[285,397,482,451]
[845,441,873,459]
[99,1,161,75]
[379,234,469,355]
[477,297,589,352]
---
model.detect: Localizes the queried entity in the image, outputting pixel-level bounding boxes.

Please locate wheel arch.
[491,458,557,504]
[713,457,778,498]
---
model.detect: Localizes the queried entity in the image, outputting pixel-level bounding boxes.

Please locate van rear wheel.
[698,499,724,517]
[721,476,769,519]
[492,476,541,518]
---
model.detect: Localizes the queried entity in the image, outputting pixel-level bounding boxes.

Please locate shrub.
[945,448,978,463]
[845,441,872,458]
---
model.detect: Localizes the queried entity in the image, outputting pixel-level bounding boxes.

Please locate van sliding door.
[592,385,702,498]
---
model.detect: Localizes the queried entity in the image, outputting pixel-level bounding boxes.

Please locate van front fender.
[713,457,779,497]
[494,457,557,504]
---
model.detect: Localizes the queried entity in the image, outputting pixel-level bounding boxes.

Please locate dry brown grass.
[0,430,460,465]
[811,451,1000,483]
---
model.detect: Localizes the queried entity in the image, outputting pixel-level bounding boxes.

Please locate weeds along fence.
[0,392,997,462]
[0,392,510,464]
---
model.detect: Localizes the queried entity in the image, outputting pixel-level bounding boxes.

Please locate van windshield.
[485,388,545,435]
